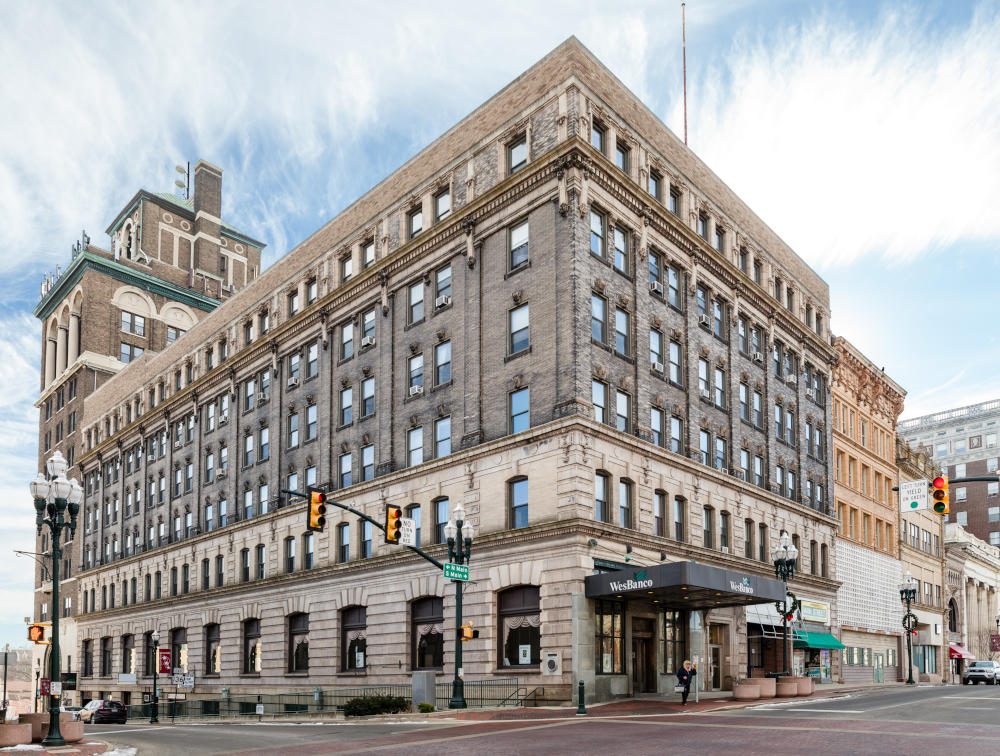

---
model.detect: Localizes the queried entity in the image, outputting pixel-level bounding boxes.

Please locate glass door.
[874,653,884,683]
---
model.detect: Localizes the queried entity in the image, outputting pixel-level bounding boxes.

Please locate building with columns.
[58,38,841,708]
[944,523,1000,680]
[31,163,264,705]
[830,336,905,683]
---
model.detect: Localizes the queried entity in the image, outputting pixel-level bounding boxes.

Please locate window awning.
[793,631,845,650]
[949,643,975,659]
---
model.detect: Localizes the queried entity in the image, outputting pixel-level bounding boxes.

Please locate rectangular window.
[362,444,375,481]
[409,353,423,389]
[408,281,424,323]
[592,380,607,423]
[341,322,354,360]
[507,135,527,173]
[591,294,606,343]
[670,416,682,453]
[340,387,353,426]
[669,341,682,384]
[509,220,529,269]
[434,416,451,458]
[650,329,663,368]
[339,452,352,488]
[589,210,605,258]
[362,240,375,269]
[595,473,610,523]
[435,341,451,384]
[340,255,353,282]
[408,427,423,467]
[613,226,628,274]
[614,308,629,355]
[667,266,680,308]
[591,120,605,152]
[714,367,726,408]
[595,600,624,674]
[615,141,629,171]
[615,390,630,432]
[510,387,530,433]
[509,304,529,354]
[361,377,375,417]
[703,507,714,549]
[408,206,423,239]
[305,404,317,441]
[648,169,662,201]
[651,407,664,447]
[434,188,451,221]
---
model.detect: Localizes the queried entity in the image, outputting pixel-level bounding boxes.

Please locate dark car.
[81,699,128,724]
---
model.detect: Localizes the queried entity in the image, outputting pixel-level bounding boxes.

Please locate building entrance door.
[709,645,722,690]
[874,653,884,683]
[631,617,656,693]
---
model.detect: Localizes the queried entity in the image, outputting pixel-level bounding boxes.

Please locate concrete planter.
[38,719,84,743]
[754,676,776,698]
[732,683,761,701]
[0,723,32,747]
[775,682,798,697]
[796,677,814,696]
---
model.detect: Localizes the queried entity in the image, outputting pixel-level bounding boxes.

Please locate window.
[651,407,664,447]
[720,512,730,551]
[703,506,714,549]
[361,521,373,558]
[255,544,266,579]
[591,294,606,343]
[434,416,451,458]
[340,255,353,282]
[615,390,630,432]
[662,610,689,674]
[304,532,314,569]
[205,624,221,675]
[407,505,421,547]
[340,387,353,426]
[121,311,146,336]
[170,628,188,673]
[595,472,610,523]
[341,322,354,360]
[434,498,449,544]
[407,426,423,467]
[507,134,527,173]
[510,387,530,433]
[758,523,768,562]
[337,522,350,562]
[669,341,682,384]
[435,341,451,384]
[714,368,726,408]
[412,597,444,669]
[509,220,529,269]
[509,304,529,354]
[362,240,375,269]
[202,558,211,589]
[589,210,605,258]
[408,206,423,239]
[618,479,634,529]
[339,452,352,488]
[591,120,606,152]
[342,606,367,671]
[744,519,755,559]
[243,619,261,674]
[362,307,376,342]
[434,188,451,222]
[287,411,299,448]
[667,266,681,308]
[499,586,541,667]
[649,169,662,201]
[614,308,629,355]
[714,226,725,252]
[613,226,628,274]
[614,140,630,172]
[288,290,299,317]
[240,548,250,582]
[669,185,681,215]
[698,212,708,239]
[101,636,112,676]
[408,281,424,323]
[409,353,423,389]
[362,444,375,481]
[361,377,375,417]
[595,600,624,674]
[698,359,710,399]
[119,342,144,363]
[670,415,683,453]
[435,265,452,302]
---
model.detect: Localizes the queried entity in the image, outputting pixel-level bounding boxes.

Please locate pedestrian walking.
[676,659,697,705]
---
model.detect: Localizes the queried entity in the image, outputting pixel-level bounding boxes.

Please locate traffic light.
[27,624,45,643]
[460,623,479,642]
[385,505,402,544]
[307,487,327,532]
[931,476,949,514]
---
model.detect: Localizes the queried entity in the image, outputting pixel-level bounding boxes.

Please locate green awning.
[793,631,845,650]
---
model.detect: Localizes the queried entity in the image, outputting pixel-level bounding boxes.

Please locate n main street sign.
[443,562,469,581]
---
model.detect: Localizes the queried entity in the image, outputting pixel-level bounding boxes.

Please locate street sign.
[443,562,469,581]
[172,673,194,689]
[399,517,417,547]
[900,479,928,511]
[39,678,49,697]
[158,648,172,674]
[50,682,62,696]
[991,634,1000,653]
[255,703,264,715]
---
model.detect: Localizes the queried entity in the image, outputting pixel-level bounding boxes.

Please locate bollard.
[576,680,587,715]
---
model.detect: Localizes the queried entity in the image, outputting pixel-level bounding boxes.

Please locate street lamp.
[445,502,473,709]
[771,532,799,676]
[150,629,160,724]
[29,451,81,747]
[899,570,918,685]
[34,659,40,713]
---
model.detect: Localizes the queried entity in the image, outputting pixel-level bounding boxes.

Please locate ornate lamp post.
[445,502,473,709]
[150,629,160,724]
[29,451,82,747]
[771,532,799,676]
[899,570,918,685]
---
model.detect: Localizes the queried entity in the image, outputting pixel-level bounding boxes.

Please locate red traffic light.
[932,477,945,488]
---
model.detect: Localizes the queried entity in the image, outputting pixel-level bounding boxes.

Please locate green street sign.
[443,562,469,581]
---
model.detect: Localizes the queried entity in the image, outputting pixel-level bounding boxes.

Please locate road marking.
[88,726,165,735]
[943,696,1000,700]
[783,708,865,713]
[958,707,995,710]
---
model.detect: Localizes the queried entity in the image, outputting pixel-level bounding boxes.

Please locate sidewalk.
[0,743,113,755]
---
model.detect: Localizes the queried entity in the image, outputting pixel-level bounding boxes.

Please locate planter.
[775,682,798,697]
[732,683,760,701]
[0,724,32,747]
[796,677,814,696]
[754,676,776,698]
[38,719,83,743]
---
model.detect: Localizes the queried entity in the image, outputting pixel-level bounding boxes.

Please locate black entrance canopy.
[585,560,787,610]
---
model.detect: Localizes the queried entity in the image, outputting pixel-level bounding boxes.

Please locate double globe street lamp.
[771,532,800,677]
[444,502,473,710]
[899,570,918,685]
[150,629,161,724]
[29,451,82,748]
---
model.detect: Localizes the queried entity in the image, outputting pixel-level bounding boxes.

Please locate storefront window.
[595,600,624,674]
[499,586,541,667]
[662,610,688,674]
[412,597,444,669]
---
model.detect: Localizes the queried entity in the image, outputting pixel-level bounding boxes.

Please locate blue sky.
[0,0,997,646]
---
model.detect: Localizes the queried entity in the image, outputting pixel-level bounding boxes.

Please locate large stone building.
[944,523,1000,681]
[895,439,945,683]
[31,163,264,705]
[58,38,841,708]
[899,399,1000,546]
[830,337,904,683]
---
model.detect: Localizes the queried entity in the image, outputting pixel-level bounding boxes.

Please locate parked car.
[80,699,128,724]
[60,705,84,720]
[962,661,1000,685]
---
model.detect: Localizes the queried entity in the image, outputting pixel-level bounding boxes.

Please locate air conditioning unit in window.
[287,376,300,388]
[700,388,711,399]
[733,469,747,481]
[361,335,376,348]
[752,351,764,363]
[721,546,730,554]
[435,295,452,308]
[409,385,424,397]
[257,393,268,404]
[787,373,798,385]
[217,469,228,480]
[719,468,729,476]
[174,441,182,449]
[652,361,664,374]
[805,388,816,400]
[699,314,711,327]
[649,281,663,295]
[541,651,562,676]
[220,412,229,424]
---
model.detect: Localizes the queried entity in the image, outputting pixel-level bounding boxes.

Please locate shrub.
[418,702,435,713]
[342,695,410,717]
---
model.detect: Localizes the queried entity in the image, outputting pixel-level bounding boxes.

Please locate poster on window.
[356,650,365,669]
[518,645,531,665]
[602,653,612,672]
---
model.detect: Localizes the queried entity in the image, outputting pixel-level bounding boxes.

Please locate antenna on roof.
[682,2,688,146]
[174,162,190,200]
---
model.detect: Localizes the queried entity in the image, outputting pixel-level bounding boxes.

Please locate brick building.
[62,38,841,707]
[831,336,905,683]
[31,162,264,705]
[899,399,1000,546]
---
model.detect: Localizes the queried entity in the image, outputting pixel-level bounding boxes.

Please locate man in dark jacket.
[677,659,697,705]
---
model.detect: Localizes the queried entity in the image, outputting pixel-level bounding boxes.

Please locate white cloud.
[684,3,1000,268]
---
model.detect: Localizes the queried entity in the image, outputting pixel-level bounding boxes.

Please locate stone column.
[56,324,68,376]
[45,336,57,386]
[68,312,81,365]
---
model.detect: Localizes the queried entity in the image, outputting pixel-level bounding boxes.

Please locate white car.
[962,660,1000,685]
[60,705,84,720]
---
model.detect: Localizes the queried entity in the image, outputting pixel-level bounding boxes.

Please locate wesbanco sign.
[585,560,786,609]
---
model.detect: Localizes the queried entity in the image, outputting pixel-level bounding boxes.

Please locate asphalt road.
[87,686,1000,756]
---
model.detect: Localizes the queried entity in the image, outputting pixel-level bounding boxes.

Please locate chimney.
[192,160,223,274]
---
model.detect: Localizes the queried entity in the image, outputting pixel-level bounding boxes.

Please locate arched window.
[412,597,444,669]
[508,478,528,529]
[170,627,187,672]
[204,623,221,675]
[142,631,154,676]
[498,586,541,668]
[288,613,309,672]
[342,606,366,672]
[121,634,135,674]
[243,619,261,674]
[948,599,958,632]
